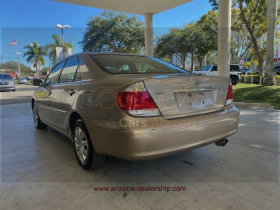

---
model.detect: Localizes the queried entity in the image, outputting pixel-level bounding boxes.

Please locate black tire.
[231,77,238,85]
[32,102,47,129]
[73,119,106,170]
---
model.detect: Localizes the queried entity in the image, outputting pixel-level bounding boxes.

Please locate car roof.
[86,52,146,57]
[0,73,11,75]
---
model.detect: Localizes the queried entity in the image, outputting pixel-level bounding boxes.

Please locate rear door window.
[45,61,65,86]
[59,57,80,83]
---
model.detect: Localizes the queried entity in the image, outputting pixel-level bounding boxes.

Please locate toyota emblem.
[194,80,201,86]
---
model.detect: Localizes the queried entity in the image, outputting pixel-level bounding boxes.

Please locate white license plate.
[175,91,217,110]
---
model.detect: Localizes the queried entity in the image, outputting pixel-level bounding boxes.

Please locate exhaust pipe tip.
[215,139,228,147]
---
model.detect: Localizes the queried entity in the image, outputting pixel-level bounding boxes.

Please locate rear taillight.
[117,82,160,116]
[225,84,233,105]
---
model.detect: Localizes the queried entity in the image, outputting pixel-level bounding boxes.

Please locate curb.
[233,102,274,110]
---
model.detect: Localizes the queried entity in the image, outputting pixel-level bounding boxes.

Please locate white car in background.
[18,77,28,84]
[0,73,16,91]
[194,64,241,85]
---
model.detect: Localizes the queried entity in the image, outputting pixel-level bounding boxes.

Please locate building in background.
[56,47,73,62]
[0,70,17,79]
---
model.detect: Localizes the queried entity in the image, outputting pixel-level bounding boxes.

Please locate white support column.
[218,0,232,77]
[144,13,153,56]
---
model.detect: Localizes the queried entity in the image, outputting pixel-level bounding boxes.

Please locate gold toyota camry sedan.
[32,53,240,170]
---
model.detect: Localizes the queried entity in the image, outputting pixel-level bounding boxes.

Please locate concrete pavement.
[0,84,37,105]
[0,85,279,209]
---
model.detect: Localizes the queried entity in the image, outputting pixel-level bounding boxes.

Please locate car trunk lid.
[142,75,229,119]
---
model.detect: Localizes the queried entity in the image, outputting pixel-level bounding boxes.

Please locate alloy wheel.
[33,104,39,127]
[74,127,89,164]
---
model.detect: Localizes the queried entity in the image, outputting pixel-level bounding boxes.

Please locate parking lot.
[0,84,279,209]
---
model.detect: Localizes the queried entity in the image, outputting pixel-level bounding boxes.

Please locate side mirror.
[33,78,43,86]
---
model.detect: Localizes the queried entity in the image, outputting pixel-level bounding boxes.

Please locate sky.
[0,0,213,67]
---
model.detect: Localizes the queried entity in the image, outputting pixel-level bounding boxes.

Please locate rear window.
[59,57,80,83]
[230,65,240,72]
[0,74,12,80]
[90,54,189,74]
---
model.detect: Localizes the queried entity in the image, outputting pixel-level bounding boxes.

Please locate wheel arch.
[230,75,239,80]
[230,75,239,85]
[31,98,35,109]
[69,112,84,133]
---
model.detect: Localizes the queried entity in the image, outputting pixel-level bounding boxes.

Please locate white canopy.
[52,0,193,15]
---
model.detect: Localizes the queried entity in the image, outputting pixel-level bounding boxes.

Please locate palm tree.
[45,34,73,66]
[263,0,277,86]
[23,42,47,78]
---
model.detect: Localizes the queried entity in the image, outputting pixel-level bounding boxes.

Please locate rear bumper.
[85,104,240,161]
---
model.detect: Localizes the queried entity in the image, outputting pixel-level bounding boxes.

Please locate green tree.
[45,34,73,66]
[206,52,218,65]
[236,0,268,75]
[231,8,252,64]
[263,0,278,85]
[155,20,218,70]
[209,0,280,75]
[251,59,259,68]
[153,46,173,63]
[243,61,251,69]
[196,10,218,51]
[194,11,219,69]
[155,25,200,69]
[80,10,145,53]
[191,27,212,70]
[23,42,47,78]
[0,61,33,76]
[155,28,187,68]
[41,67,49,75]
[0,61,18,72]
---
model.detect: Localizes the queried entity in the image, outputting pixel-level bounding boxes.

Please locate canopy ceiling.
[52,0,193,15]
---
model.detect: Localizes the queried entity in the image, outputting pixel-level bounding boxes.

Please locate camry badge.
[194,80,201,86]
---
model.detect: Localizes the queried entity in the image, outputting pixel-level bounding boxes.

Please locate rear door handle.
[69,89,76,96]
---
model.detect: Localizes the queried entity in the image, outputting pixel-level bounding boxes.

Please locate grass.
[233,83,280,109]
[26,80,33,85]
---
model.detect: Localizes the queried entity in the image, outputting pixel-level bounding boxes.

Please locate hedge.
[241,75,280,85]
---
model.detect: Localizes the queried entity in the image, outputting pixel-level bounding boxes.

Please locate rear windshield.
[90,54,189,74]
[0,74,12,80]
